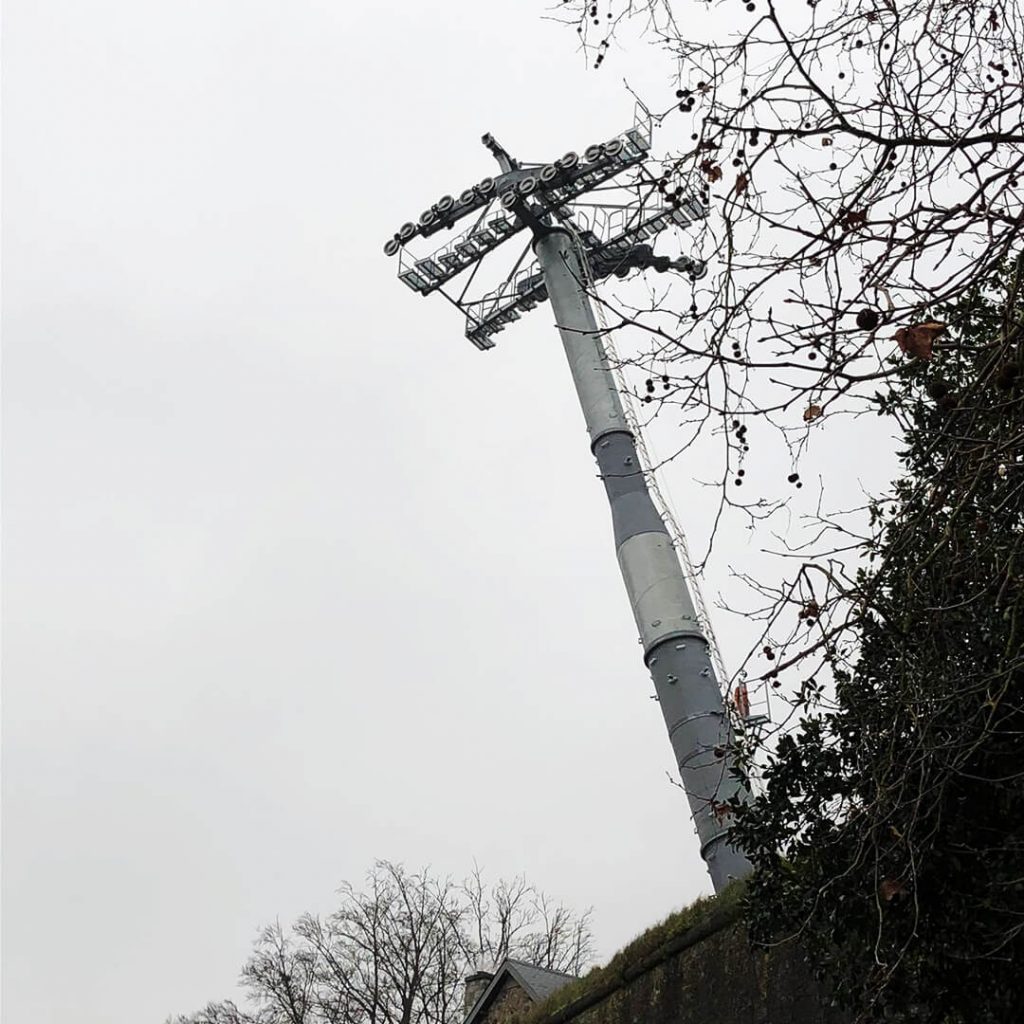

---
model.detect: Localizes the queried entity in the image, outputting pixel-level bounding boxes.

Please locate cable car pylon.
[384,116,753,891]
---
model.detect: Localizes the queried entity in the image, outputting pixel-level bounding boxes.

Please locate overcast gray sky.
[3,3,897,1023]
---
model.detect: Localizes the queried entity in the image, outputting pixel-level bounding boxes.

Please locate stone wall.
[522,902,848,1024]
[486,976,537,1024]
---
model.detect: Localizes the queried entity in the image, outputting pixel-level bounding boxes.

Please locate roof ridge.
[504,958,579,979]
[463,956,580,1024]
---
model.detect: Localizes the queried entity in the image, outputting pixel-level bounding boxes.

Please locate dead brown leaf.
[803,404,823,422]
[710,801,732,823]
[700,159,723,183]
[894,321,945,361]
[879,878,906,902]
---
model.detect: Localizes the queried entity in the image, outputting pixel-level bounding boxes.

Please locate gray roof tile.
[505,960,578,1002]
[464,958,578,1024]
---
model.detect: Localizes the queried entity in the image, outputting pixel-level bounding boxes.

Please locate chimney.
[463,970,493,1019]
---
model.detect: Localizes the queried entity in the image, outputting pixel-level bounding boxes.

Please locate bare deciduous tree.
[169,862,593,1024]
[552,0,1023,486]
[459,866,593,975]
[541,6,1024,1017]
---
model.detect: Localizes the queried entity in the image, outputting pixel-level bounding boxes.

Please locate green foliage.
[732,261,1024,1022]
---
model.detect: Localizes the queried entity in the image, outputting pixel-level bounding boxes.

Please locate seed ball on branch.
[856,308,880,330]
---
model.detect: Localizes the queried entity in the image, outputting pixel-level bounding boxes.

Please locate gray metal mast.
[534,230,750,889]
[384,119,754,891]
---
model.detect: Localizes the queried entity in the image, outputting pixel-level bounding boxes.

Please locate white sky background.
[3,3,899,1023]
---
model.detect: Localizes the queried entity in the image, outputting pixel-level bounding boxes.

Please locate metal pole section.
[533,228,752,892]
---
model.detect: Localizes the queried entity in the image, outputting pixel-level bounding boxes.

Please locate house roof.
[506,960,578,1002]
[464,958,578,1024]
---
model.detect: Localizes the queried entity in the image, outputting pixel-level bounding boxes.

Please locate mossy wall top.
[514,899,848,1024]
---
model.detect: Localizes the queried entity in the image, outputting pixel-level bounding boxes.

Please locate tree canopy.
[554,0,1023,500]
[547,4,1024,1019]
[169,862,594,1024]
[729,263,1024,1021]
